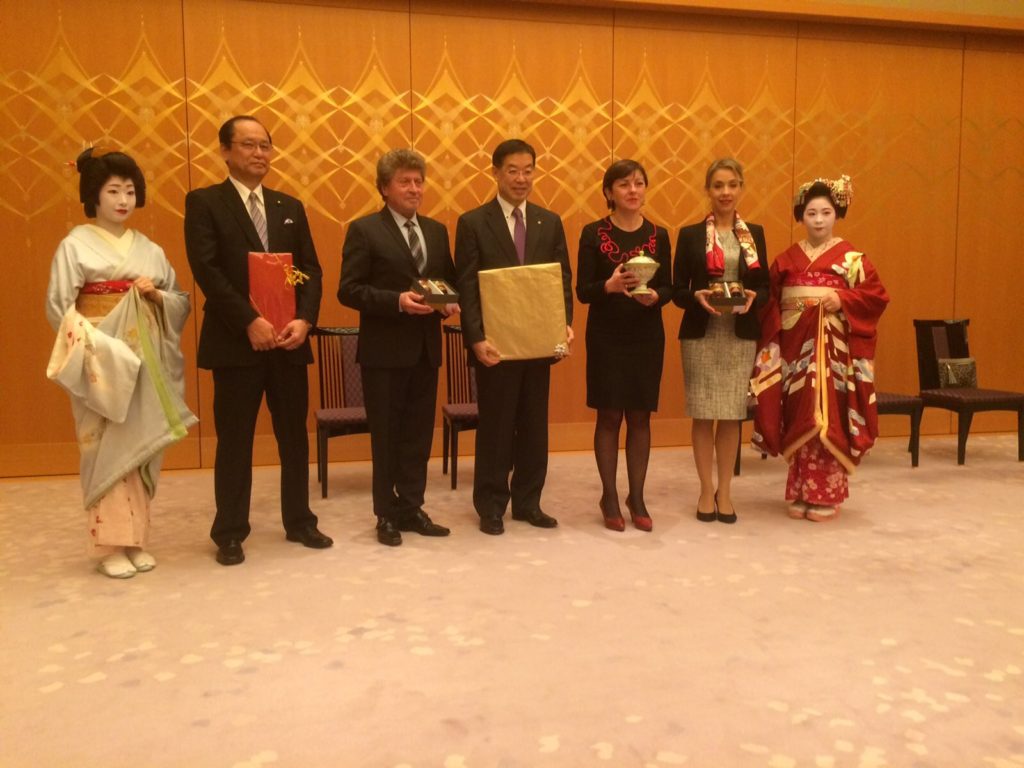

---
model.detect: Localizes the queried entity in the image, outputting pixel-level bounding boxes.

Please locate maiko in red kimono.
[751,240,889,506]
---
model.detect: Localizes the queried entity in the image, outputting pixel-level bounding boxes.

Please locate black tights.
[594,408,652,514]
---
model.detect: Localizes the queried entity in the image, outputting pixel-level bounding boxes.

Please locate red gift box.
[248,252,297,334]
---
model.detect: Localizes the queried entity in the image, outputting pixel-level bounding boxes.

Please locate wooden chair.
[875,391,924,467]
[313,326,369,498]
[442,325,479,489]
[913,319,1024,465]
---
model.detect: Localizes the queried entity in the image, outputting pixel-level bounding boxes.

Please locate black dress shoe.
[479,517,505,535]
[396,510,450,537]
[215,540,244,566]
[376,518,402,546]
[511,508,558,528]
[285,525,334,549]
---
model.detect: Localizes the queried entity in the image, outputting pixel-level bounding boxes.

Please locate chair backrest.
[314,327,364,408]
[913,319,971,390]
[443,324,477,404]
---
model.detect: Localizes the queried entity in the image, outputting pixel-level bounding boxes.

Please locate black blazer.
[184,179,323,369]
[672,221,769,340]
[453,198,573,348]
[337,207,454,369]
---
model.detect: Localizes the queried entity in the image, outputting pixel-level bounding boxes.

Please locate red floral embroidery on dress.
[597,218,658,264]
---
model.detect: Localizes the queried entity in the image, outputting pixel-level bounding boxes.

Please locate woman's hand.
[736,289,756,315]
[693,289,721,316]
[134,276,163,306]
[631,288,659,307]
[605,264,639,294]
[821,289,842,313]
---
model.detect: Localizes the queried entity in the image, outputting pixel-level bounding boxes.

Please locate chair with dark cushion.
[913,319,1024,465]
[313,326,369,498]
[875,391,924,467]
[442,325,479,489]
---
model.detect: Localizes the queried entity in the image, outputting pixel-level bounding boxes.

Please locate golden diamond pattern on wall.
[615,54,795,236]
[414,42,610,225]
[184,31,412,225]
[0,19,186,220]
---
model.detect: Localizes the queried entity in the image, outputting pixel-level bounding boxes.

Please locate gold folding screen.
[2,0,1022,476]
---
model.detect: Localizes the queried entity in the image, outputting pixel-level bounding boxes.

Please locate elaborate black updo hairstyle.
[793,181,846,222]
[76,148,146,218]
[602,159,648,210]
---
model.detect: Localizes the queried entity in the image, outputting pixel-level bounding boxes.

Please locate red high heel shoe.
[600,498,626,532]
[625,496,652,532]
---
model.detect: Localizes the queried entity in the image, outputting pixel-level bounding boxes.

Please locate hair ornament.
[794,174,853,209]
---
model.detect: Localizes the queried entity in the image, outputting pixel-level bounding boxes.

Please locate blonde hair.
[704,158,744,189]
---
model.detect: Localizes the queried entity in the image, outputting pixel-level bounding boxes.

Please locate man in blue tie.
[453,139,574,535]
[338,149,456,546]
[185,115,332,565]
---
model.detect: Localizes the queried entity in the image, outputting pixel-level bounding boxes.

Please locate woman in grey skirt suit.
[672,158,769,524]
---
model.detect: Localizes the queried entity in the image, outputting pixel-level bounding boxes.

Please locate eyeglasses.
[232,140,274,153]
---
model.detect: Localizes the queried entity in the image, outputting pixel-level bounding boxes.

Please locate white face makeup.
[801,196,837,245]
[95,176,136,230]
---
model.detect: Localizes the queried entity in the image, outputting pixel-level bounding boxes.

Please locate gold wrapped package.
[478,263,568,360]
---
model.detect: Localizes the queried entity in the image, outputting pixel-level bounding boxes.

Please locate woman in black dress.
[576,159,672,531]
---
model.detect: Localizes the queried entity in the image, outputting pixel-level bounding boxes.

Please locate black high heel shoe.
[714,492,737,524]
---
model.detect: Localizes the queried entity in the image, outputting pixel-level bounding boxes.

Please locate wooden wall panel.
[792,32,964,436]
[612,14,798,444]
[181,0,413,465]
[409,5,615,443]
[3,1,1024,478]
[0,0,197,476]
[954,47,1024,430]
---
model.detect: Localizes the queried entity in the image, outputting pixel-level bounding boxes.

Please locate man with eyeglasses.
[453,138,574,535]
[185,115,332,566]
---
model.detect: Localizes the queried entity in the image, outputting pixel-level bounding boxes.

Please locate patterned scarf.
[704,212,761,277]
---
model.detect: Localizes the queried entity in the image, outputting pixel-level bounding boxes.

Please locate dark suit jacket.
[672,221,769,340]
[453,198,573,349]
[337,207,454,369]
[184,179,323,369]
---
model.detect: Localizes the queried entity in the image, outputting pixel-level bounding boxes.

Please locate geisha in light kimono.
[45,148,197,577]
[751,176,888,522]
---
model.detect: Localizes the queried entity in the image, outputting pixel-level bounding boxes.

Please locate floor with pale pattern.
[2,434,1023,768]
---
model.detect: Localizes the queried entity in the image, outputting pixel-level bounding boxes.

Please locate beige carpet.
[2,434,1023,768]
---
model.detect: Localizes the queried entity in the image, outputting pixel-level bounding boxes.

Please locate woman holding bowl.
[576,159,672,531]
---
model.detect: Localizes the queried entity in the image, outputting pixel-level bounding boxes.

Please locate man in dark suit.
[185,115,332,565]
[454,139,573,535]
[338,149,455,546]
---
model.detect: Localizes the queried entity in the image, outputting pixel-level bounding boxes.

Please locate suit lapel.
[484,199,519,266]
[263,187,284,250]
[219,179,265,252]
[380,208,421,275]
[524,201,543,264]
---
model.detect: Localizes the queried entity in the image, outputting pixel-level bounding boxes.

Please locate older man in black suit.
[185,115,332,565]
[454,139,573,535]
[338,149,455,546]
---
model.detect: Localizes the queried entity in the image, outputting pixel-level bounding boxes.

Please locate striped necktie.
[405,220,426,274]
[248,191,269,251]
